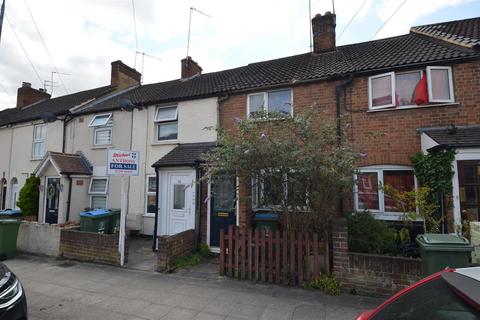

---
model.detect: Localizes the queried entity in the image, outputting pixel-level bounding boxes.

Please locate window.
[32,124,46,158]
[173,184,186,210]
[355,167,415,216]
[427,66,454,103]
[94,128,112,145]
[247,89,292,117]
[89,114,112,127]
[145,176,157,215]
[368,66,454,110]
[155,106,178,141]
[89,177,108,209]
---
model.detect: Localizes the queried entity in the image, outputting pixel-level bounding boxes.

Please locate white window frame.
[89,113,112,127]
[154,106,178,123]
[354,165,418,220]
[32,124,46,159]
[247,88,293,117]
[145,175,157,216]
[90,195,108,209]
[426,66,454,103]
[368,72,395,110]
[88,177,109,195]
[93,127,112,146]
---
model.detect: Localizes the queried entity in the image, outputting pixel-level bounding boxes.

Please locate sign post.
[107,149,139,267]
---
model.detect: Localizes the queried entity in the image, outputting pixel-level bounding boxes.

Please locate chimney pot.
[22,82,32,88]
[312,12,336,53]
[181,56,202,79]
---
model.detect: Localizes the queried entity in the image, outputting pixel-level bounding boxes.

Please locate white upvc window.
[145,175,157,215]
[94,127,112,145]
[155,106,178,141]
[368,72,395,110]
[89,177,108,209]
[32,124,46,159]
[89,113,112,127]
[247,89,293,117]
[354,166,417,219]
[426,66,454,103]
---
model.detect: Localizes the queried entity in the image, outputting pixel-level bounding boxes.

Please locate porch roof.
[152,142,216,168]
[35,152,92,176]
[422,125,480,151]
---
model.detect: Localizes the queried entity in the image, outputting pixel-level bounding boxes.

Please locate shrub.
[305,275,341,295]
[174,243,211,270]
[16,176,40,217]
[347,211,397,255]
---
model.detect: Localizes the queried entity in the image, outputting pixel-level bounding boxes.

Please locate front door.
[11,182,19,210]
[210,177,236,247]
[45,177,60,224]
[167,172,195,235]
[458,161,480,222]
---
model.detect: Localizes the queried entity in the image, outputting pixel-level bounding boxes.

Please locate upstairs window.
[89,113,112,127]
[32,124,46,159]
[155,106,178,141]
[368,66,454,110]
[248,89,292,117]
[90,114,113,146]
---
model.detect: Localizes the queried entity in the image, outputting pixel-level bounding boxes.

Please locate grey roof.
[35,152,92,175]
[0,86,114,126]
[411,17,480,49]
[84,31,479,114]
[423,126,480,150]
[152,142,216,168]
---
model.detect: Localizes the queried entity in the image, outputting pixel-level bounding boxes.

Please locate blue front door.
[210,177,236,247]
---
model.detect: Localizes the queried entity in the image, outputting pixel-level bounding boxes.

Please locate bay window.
[355,166,416,218]
[368,66,454,110]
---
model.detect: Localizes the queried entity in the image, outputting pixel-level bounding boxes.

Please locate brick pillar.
[332,218,349,283]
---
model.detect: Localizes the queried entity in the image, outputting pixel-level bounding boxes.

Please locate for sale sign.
[107,149,140,176]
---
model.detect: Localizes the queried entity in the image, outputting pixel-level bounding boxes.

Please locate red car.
[356,267,480,320]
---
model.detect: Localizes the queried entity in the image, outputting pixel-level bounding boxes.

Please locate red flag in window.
[414,72,429,105]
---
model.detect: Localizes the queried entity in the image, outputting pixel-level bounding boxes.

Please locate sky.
[0,0,478,110]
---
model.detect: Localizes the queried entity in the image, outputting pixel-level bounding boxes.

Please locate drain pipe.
[335,77,353,216]
[65,174,73,222]
[152,167,160,251]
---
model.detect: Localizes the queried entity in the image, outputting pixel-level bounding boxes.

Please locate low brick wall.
[157,229,195,272]
[333,218,422,297]
[471,222,480,265]
[60,228,129,266]
[17,221,64,257]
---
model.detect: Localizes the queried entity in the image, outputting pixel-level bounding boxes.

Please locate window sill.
[143,214,155,218]
[91,145,111,149]
[30,157,43,161]
[367,102,459,113]
[367,211,423,222]
[151,140,179,146]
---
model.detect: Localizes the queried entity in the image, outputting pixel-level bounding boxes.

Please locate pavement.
[4,255,384,320]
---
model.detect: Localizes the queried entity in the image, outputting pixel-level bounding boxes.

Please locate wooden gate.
[219,226,329,286]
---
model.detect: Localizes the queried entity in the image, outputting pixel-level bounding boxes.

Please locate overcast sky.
[0,0,478,110]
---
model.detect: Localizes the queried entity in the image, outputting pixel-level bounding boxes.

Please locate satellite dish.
[39,112,58,123]
[119,98,135,111]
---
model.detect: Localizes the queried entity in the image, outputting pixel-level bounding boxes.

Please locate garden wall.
[60,228,129,266]
[471,222,480,264]
[157,229,195,272]
[333,218,422,297]
[16,221,64,257]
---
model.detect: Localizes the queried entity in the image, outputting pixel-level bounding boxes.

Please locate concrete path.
[4,255,383,320]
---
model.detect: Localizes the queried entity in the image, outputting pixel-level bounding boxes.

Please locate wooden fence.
[219,226,329,286]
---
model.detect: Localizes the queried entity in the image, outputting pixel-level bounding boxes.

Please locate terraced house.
[0,14,479,250]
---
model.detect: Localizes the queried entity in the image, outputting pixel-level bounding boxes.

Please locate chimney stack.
[110,60,141,90]
[16,82,51,109]
[181,56,202,79]
[312,12,336,53]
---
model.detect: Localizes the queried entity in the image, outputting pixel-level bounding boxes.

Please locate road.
[4,255,382,320]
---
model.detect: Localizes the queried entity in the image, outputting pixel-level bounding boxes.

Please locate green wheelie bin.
[107,209,120,234]
[416,233,474,275]
[254,212,279,233]
[80,209,111,233]
[0,219,22,260]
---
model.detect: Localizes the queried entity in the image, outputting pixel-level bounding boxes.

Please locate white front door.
[167,171,196,235]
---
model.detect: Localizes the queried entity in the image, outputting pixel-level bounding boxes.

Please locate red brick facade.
[157,229,195,272]
[218,60,480,227]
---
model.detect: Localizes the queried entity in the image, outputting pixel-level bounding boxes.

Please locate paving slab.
[4,255,384,320]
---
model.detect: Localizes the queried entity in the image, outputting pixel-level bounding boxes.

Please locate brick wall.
[157,229,195,272]
[59,228,129,266]
[333,218,422,297]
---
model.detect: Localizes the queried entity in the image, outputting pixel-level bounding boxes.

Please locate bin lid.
[417,233,470,245]
[0,209,21,215]
[0,219,21,224]
[254,212,279,221]
[80,209,111,217]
